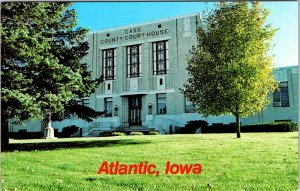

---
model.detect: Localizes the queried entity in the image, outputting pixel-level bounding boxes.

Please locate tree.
[182,2,277,138]
[1,2,102,149]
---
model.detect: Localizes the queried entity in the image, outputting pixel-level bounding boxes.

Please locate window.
[127,45,141,78]
[104,98,113,117]
[82,98,89,107]
[153,41,169,75]
[273,82,289,107]
[157,93,166,114]
[102,49,116,80]
[185,98,194,113]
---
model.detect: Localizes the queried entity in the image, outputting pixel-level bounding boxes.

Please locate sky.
[72,2,298,68]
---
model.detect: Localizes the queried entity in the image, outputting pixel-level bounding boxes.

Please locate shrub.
[201,123,235,133]
[111,132,125,136]
[181,120,208,134]
[99,132,111,137]
[148,131,160,135]
[61,125,79,138]
[201,122,297,133]
[242,122,297,132]
[8,132,43,139]
[130,132,144,136]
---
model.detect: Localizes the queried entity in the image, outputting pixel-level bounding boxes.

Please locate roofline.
[87,12,201,34]
[275,65,298,70]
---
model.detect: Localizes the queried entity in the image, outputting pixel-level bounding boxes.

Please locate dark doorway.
[129,96,142,126]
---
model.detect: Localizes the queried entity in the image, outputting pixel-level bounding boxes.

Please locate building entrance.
[128,96,142,126]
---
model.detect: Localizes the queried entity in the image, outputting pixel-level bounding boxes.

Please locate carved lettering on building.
[100,28,169,44]
[125,27,142,34]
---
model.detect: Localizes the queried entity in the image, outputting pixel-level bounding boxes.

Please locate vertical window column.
[102,49,116,80]
[273,81,289,107]
[127,45,141,78]
[153,41,169,75]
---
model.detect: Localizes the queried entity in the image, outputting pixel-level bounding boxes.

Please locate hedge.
[9,132,43,139]
[180,120,208,134]
[201,122,297,133]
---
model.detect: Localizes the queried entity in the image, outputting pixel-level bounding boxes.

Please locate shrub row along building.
[9,13,298,135]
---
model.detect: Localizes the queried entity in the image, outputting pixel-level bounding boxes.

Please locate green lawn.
[2,132,298,191]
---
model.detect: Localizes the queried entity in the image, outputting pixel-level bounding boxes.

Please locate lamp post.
[114,105,118,116]
[148,103,152,115]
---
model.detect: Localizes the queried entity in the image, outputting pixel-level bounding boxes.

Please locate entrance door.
[129,96,142,126]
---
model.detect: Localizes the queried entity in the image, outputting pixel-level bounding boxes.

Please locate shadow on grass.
[4,139,151,152]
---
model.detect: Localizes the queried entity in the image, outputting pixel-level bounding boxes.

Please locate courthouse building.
[9,13,299,135]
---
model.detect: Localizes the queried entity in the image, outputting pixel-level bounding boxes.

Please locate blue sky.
[73,2,298,67]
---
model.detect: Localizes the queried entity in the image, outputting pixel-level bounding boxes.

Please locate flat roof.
[88,12,201,34]
[275,65,298,70]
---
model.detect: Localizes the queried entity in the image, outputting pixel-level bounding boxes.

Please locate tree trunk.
[1,117,9,150]
[236,115,241,138]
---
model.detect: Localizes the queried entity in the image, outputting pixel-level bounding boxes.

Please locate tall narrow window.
[102,49,116,80]
[157,93,166,114]
[104,98,113,117]
[153,41,169,75]
[185,97,194,113]
[273,82,289,107]
[127,45,141,78]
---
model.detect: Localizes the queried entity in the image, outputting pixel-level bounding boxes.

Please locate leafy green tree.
[1,2,102,149]
[182,2,277,138]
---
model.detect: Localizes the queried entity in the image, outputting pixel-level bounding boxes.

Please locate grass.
[1,132,298,191]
